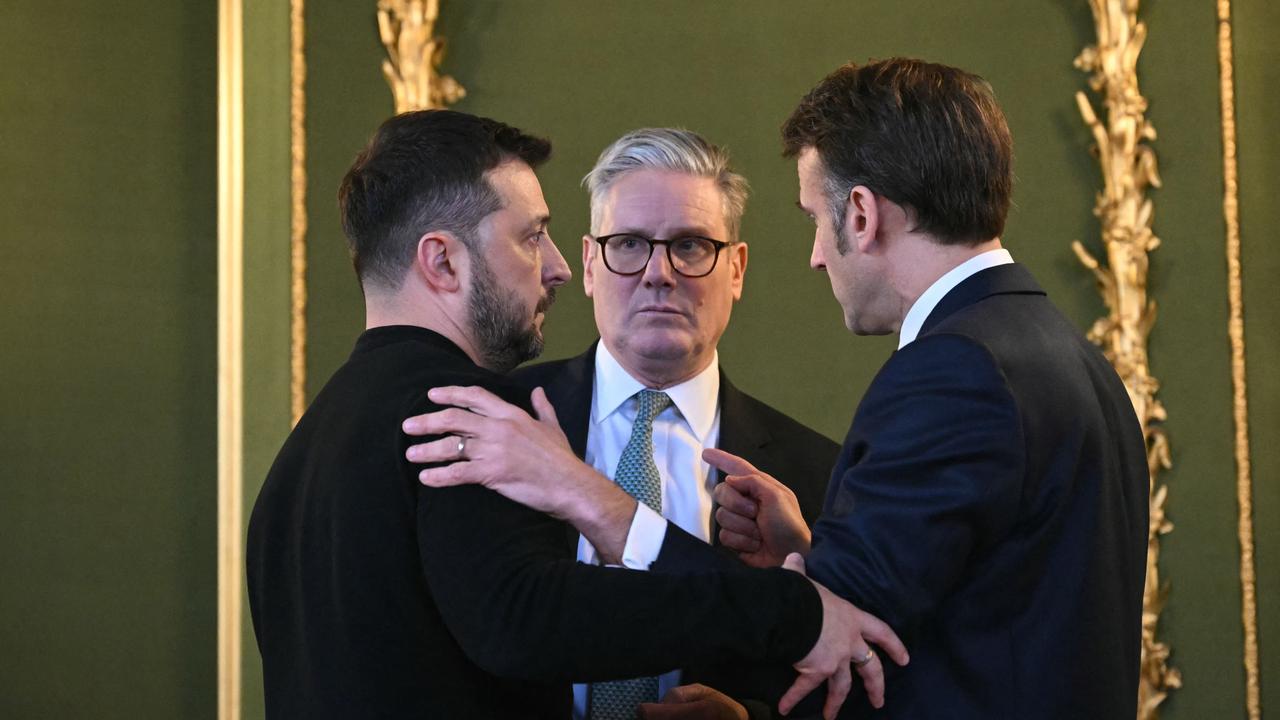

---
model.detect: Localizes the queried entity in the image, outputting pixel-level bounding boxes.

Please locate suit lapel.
[533,343,596,555]
[541,343,596,459]
[712,371,771,547]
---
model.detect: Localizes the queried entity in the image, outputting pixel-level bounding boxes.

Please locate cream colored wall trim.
[217,0,244,716]
[290,0,308,426]
[1215,2,1260,718]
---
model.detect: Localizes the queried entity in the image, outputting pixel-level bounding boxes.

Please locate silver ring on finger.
[853,648,875,668]
[456,435,467,459]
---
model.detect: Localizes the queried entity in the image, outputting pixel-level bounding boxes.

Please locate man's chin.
[628,334,696,362]
[845,313,894,336]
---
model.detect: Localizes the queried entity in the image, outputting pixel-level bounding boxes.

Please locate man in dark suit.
[408,60,1148,719]
[709,58,1150,718]
[247,109,903,719]
[518,128,837,718]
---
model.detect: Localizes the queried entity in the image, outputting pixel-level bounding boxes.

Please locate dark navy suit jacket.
[805,264,1148,719]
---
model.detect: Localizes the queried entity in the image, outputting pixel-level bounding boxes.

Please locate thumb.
[530,387,559,426]
[782,552,807,575]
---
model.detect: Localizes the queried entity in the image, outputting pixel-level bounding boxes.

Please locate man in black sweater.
[246,110,905,719]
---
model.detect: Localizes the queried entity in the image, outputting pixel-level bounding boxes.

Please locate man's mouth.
[637,305,684,316]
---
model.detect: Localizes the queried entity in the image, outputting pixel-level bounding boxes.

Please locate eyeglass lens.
[602,235,720,276]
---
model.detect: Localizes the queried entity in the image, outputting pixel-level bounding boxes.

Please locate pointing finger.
[702,447,761,476]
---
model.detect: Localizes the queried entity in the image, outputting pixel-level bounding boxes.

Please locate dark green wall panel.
[303,1,390,400]
[0,0,217,717]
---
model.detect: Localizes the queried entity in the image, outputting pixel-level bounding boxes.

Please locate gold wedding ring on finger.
[853,648,876,667]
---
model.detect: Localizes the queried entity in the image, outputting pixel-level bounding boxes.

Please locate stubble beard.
[467,253,556,373]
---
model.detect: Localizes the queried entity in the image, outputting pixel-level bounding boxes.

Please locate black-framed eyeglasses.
[593,233,735,278]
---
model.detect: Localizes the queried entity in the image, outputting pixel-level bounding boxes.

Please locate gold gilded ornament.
[1072,2,1181,718]
[378,0,465,112]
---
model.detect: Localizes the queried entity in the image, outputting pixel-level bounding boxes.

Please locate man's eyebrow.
[612,225,718,238]
[528,214,551,231]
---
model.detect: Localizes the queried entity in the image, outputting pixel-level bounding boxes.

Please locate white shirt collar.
[898,248,1014,349]
[592,341,720,442]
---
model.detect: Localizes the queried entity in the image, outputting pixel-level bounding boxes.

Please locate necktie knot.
[635,389,672,426]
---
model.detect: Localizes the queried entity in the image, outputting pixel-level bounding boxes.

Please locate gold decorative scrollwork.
[378,0,465,112]
[1216,1,1260,718]
[1071,1,1181,718]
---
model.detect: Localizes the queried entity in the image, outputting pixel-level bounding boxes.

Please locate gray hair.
[583,128,750,239]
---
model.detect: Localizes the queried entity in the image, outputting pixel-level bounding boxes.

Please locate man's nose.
[640,243,677,287]
[542,235,571,287]
[809,238,826,272]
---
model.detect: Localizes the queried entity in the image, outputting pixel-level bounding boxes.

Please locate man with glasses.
[250,111,905,720]
[520,128,839,719]
[406,128,846,718]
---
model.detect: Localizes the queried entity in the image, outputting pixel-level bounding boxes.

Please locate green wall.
[0,1,1270,717]
[1236,0,1279,709]
[298,2,1275,719]
[0,1,217,717]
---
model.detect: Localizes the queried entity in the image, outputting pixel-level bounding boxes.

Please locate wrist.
[552,461,622,521]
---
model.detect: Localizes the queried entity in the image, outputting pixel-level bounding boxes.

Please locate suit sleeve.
[805,333,1025,632]
[406,393,823,683]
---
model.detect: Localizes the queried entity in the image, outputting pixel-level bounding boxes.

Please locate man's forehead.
[796,146,823,175]
[600,169,726,229]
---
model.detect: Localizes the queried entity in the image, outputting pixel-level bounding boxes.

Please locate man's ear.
[728,241,748,301]
[581,234,596,298]
[414,231,465,293]
[848,185,880,254]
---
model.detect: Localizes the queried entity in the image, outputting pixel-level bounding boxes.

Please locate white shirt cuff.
[620,502,668,570]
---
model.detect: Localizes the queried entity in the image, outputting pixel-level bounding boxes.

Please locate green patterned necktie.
[588,389,672,720]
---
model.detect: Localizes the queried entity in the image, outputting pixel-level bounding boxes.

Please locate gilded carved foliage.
[378,0,465,113]
[1071,1,1180,717]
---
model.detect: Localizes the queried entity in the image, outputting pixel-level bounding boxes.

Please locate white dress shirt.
[898,249,1014,349]
[572,342,722,718]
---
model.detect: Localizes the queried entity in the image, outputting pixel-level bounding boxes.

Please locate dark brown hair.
[782,58,1013,246]
[339,110,551,290]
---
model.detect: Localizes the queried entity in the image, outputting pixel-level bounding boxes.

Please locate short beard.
[467,252,556,373]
